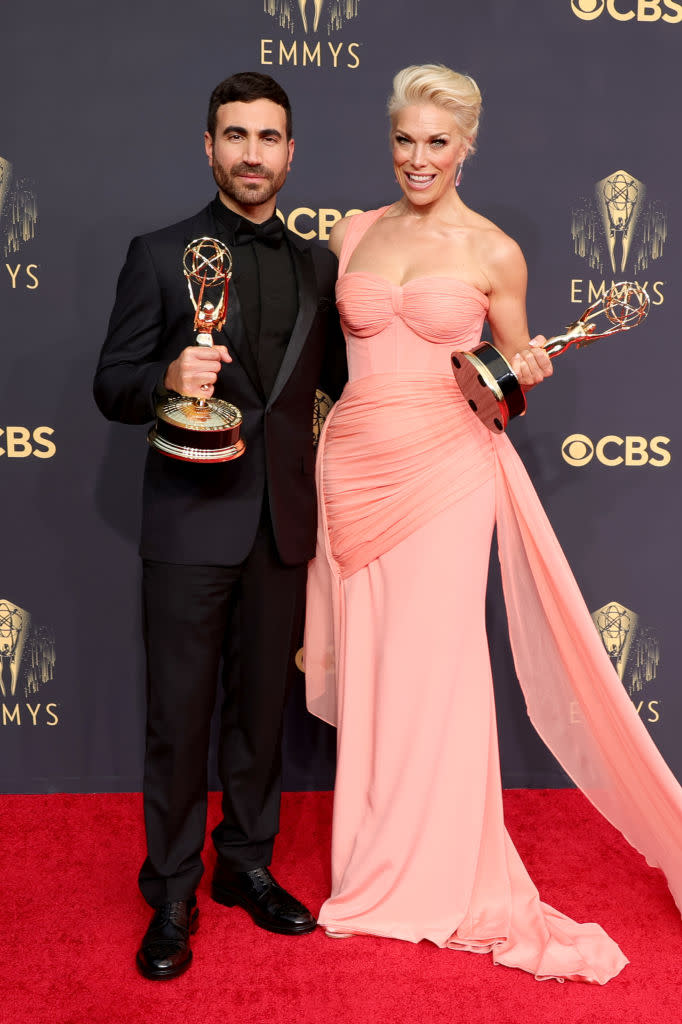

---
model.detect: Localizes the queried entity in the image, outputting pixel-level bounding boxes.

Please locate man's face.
[205,99,294,217]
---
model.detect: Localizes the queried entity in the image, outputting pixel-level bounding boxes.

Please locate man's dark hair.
[207,72,293,140]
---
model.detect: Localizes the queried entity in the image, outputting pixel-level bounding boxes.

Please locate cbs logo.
[571,0,682,21]
[0,426,56,458]
[562,433,670,467]
[277,207,363,241]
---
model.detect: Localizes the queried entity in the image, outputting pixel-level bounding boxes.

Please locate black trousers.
[137,515,307,907]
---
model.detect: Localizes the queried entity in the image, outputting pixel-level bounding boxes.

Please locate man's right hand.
[164,345,232,399]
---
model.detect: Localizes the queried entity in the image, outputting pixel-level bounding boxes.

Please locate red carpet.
[2,790,679,1024]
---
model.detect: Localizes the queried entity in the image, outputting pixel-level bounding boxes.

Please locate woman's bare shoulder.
[328,213,362,257]
[468,214,525,272]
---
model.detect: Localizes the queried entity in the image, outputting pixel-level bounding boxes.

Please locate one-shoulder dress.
[304,207,682,983]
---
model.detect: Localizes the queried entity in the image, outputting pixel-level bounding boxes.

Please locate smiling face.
[204,98,294,219]
[391,103,469,208]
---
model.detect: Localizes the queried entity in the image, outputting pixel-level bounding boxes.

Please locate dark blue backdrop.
[1,0,679,793]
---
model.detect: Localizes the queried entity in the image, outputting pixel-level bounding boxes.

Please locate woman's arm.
[485,233,552,389]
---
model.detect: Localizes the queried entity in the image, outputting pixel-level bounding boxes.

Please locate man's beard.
[212,158,288,208]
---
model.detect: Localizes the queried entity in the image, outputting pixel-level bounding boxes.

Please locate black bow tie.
[234,218,284,248]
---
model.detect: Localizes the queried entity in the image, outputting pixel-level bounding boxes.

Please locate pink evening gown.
[304,207,682,983]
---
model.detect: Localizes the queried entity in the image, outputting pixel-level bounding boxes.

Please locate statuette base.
[147,428,246,462]
[148,394,245,463]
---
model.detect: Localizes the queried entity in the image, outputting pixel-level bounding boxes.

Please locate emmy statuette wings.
[451,282,650,433]
[147,237,246,462]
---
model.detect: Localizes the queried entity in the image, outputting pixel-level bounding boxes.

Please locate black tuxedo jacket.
[94,203,345,566]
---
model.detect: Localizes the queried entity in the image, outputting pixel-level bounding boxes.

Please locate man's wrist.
[153,370,177,406]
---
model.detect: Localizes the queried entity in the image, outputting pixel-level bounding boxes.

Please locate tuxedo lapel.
[221,283,265,399]
[267,239,317,408]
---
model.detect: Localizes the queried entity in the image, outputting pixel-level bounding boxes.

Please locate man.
[94,72,344,980]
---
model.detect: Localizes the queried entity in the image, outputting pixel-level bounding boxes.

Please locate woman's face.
[391,103,469,207]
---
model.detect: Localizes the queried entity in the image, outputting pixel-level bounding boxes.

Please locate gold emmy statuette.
[451,282,650,433]
[148,237,246,462]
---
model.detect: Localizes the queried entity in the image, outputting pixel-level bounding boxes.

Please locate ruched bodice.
[336,271,488,380]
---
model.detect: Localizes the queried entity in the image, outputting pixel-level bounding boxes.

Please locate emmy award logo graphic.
[264,0,360,32]
[0,155,37,259]
[595,602,633,678]
[599,171,641,274]
[0,600,24,698]
[313,389,333,446]
[298,0,323,31]
[0,598,55,702]
[592,601,660,697]
[572,170,666,276]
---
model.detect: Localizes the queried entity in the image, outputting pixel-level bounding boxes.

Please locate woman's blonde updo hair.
[388,64,482,153]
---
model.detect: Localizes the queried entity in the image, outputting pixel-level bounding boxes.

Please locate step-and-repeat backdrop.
[1,0,680,793]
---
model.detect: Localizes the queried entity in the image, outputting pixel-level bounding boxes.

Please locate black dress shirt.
[211,196,298,397]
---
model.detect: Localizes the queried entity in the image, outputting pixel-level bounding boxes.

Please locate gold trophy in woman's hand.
[148,237,246,462]
[451,282,650,433]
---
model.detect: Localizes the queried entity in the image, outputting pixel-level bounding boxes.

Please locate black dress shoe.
[136,898,199,980]
[211,864,316,935]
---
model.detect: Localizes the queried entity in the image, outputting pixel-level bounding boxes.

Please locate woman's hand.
[511,336,553,389]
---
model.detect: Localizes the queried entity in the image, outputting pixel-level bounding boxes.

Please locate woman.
[304,65,682,983]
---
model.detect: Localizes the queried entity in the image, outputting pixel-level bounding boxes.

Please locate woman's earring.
[455,163,463,188]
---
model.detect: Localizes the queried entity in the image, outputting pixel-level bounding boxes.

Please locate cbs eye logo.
[562,434,671,467]
[571,0,606,17]
[571,0,682,21]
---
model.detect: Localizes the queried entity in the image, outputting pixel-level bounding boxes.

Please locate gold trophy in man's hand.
[148,237,246,462]
[451,282,650,433]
